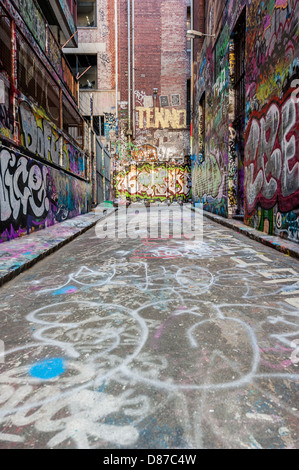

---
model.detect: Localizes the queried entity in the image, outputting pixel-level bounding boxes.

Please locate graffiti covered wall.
[244,0,299,242]
[0,94,92,242]
[0,0,92,243]
[114,162,191,203]
[0,145,91,242]
[192,2,235,217]
[192,0,299,243]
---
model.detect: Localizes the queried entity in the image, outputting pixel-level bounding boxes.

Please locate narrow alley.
[0,0,298,454]
[0,207,298,449]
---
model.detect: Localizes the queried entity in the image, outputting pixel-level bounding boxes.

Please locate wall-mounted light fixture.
[186,29,215,39]
[153,88,158,99]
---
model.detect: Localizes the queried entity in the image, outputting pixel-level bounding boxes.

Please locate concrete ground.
[0,206,298,449]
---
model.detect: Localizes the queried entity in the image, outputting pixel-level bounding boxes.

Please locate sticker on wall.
[143,96,154,108]
[171,94,181,106]
[160,96,169,107]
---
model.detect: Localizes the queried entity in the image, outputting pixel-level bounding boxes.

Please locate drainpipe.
[114,0,118,193]
[128,0,131,145]
[132,0,136,140]
[115,0,118,125]
[11,19,17,144]
[190,0,194,159]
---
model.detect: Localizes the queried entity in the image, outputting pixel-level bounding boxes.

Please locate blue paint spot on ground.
[52,286,78,295]
[97,381,106,393]
[29,358,65,380]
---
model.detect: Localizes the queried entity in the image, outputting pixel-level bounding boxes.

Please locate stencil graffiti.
[192,150,226,216]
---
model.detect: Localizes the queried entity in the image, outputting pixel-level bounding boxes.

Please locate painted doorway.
[229,8,246,218]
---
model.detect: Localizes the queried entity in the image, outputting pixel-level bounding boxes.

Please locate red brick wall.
[117,0,191,162]
[118,0,162,102]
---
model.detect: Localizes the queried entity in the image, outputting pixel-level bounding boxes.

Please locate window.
[95,115,105,136]
[63,95,83,145]
[66,54,97,90]
[230,8,246,215]
[84,115,105,136]
[77,0,97,27]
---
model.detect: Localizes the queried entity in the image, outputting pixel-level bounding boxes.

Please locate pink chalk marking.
[260,359,293,369]
[154,324,164,339]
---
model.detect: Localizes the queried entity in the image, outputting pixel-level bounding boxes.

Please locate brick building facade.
[191,0,299,243]
[115,0,192,203]
[63,0,192,204]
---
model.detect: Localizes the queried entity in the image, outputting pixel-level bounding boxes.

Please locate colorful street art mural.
[0,0,92,243]
[114,162,191,202]
[0,145,91,243]
[245,0,299,242]
[18,100,86,179]
[192,0,299,243]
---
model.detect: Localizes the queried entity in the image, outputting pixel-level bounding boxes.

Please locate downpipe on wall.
[128,0,132,147]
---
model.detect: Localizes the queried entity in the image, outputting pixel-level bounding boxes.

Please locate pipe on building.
[190,0,194,158]
[132,0,135,140]
[115,0,118,124]
[128,0,131,140]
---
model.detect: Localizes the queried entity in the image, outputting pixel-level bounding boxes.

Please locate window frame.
[77,0,97,28]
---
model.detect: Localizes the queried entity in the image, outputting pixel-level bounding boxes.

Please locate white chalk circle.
[26,301,148,386]
[175,266,214,291]
[125,300,260,391]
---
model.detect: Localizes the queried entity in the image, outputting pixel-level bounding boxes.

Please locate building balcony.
[1,0,79,104]
[36,0,78,48]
